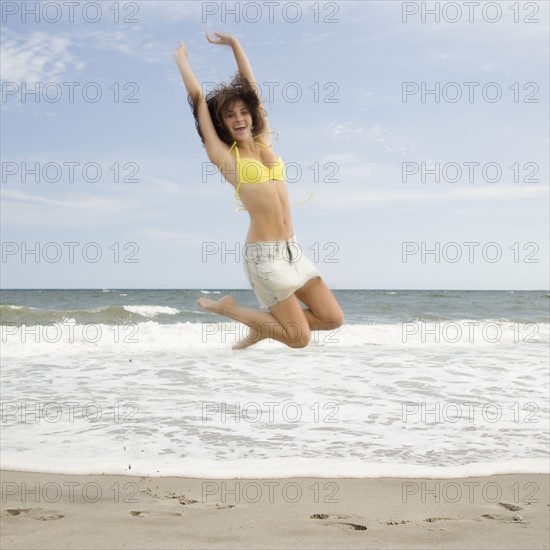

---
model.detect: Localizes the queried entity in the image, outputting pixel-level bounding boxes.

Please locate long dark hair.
[188,72,266,145]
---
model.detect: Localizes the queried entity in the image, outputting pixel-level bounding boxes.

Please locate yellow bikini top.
[217,140,312,212]
[218,140,284,189]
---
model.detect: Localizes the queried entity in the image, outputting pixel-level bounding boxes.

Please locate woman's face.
[223,99,253,141]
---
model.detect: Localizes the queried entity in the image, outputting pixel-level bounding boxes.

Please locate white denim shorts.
[242,233,321,310]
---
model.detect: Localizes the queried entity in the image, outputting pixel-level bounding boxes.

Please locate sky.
[1,0,548,290]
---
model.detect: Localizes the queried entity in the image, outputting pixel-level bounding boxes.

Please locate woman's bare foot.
[196,295,235,316]
[197,294,271,350]
[233,325,265,350]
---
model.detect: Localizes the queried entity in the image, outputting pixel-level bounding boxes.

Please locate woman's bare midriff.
[240,179,294,243]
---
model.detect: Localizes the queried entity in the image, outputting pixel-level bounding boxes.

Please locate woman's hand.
[205,31,237,47]
[172,42,188,65]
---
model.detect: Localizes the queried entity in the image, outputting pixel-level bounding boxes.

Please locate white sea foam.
[0,455,546,479]
[1,321,548,357]
[1,319,548,477]
[123,305,180,317]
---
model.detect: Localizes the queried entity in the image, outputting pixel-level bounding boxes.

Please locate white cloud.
[326,122,414,155]
[137,228,206,247]
[428,51,458,60]
[343,0,549,62]
[312,184,549,210]
[327,121,366,137]
[71,27,168,64]
[83,30,135,55]
[479,61,506,71]
[301,32,334,47]
[0,25,176,90]
[1,190,134,227]
[132,1,204,21]
[0,29,84,83]
[354,90,380,108]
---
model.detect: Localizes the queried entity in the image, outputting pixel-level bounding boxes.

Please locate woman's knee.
[285,322,311,348]
[332,309,345,328]
[319,308,344,328]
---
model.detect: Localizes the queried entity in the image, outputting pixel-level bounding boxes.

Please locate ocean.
[1,289,548,478]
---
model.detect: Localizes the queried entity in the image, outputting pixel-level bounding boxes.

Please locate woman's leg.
[197,294,311,349]
[197,278,343,349]
[294,277,345,329]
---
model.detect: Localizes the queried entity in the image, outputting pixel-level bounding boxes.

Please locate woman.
[173,32,344,349]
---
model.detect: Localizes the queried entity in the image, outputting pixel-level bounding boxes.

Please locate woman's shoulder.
[254,132,276,151]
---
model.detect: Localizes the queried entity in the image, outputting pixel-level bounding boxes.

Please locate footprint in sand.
[482,514,529,524]
[311,514,351,520]
[205,503,236,510]
[498,502,523,512]
[310,514,366,531]
[140,488,198,506]
[167,495,198,506]
[386,519,410,525]
[1,508,64,521]
[34,513,65,521]
[424,517,459,523]
[140,488,235,510]
[326,522,367,531]
[2,508,32,517]
[129,510,182,518]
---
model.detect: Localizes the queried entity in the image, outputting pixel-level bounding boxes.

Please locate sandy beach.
[1,470,548,549]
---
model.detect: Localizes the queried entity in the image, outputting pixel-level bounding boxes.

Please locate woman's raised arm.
[173,42,202,98]
[173,42,228,164]
[205,32,256,85]
[205,32,271,136]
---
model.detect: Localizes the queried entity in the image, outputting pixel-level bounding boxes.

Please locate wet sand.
[1,470,548,549]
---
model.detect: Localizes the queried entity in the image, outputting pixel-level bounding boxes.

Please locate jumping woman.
[173,32,344,349]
